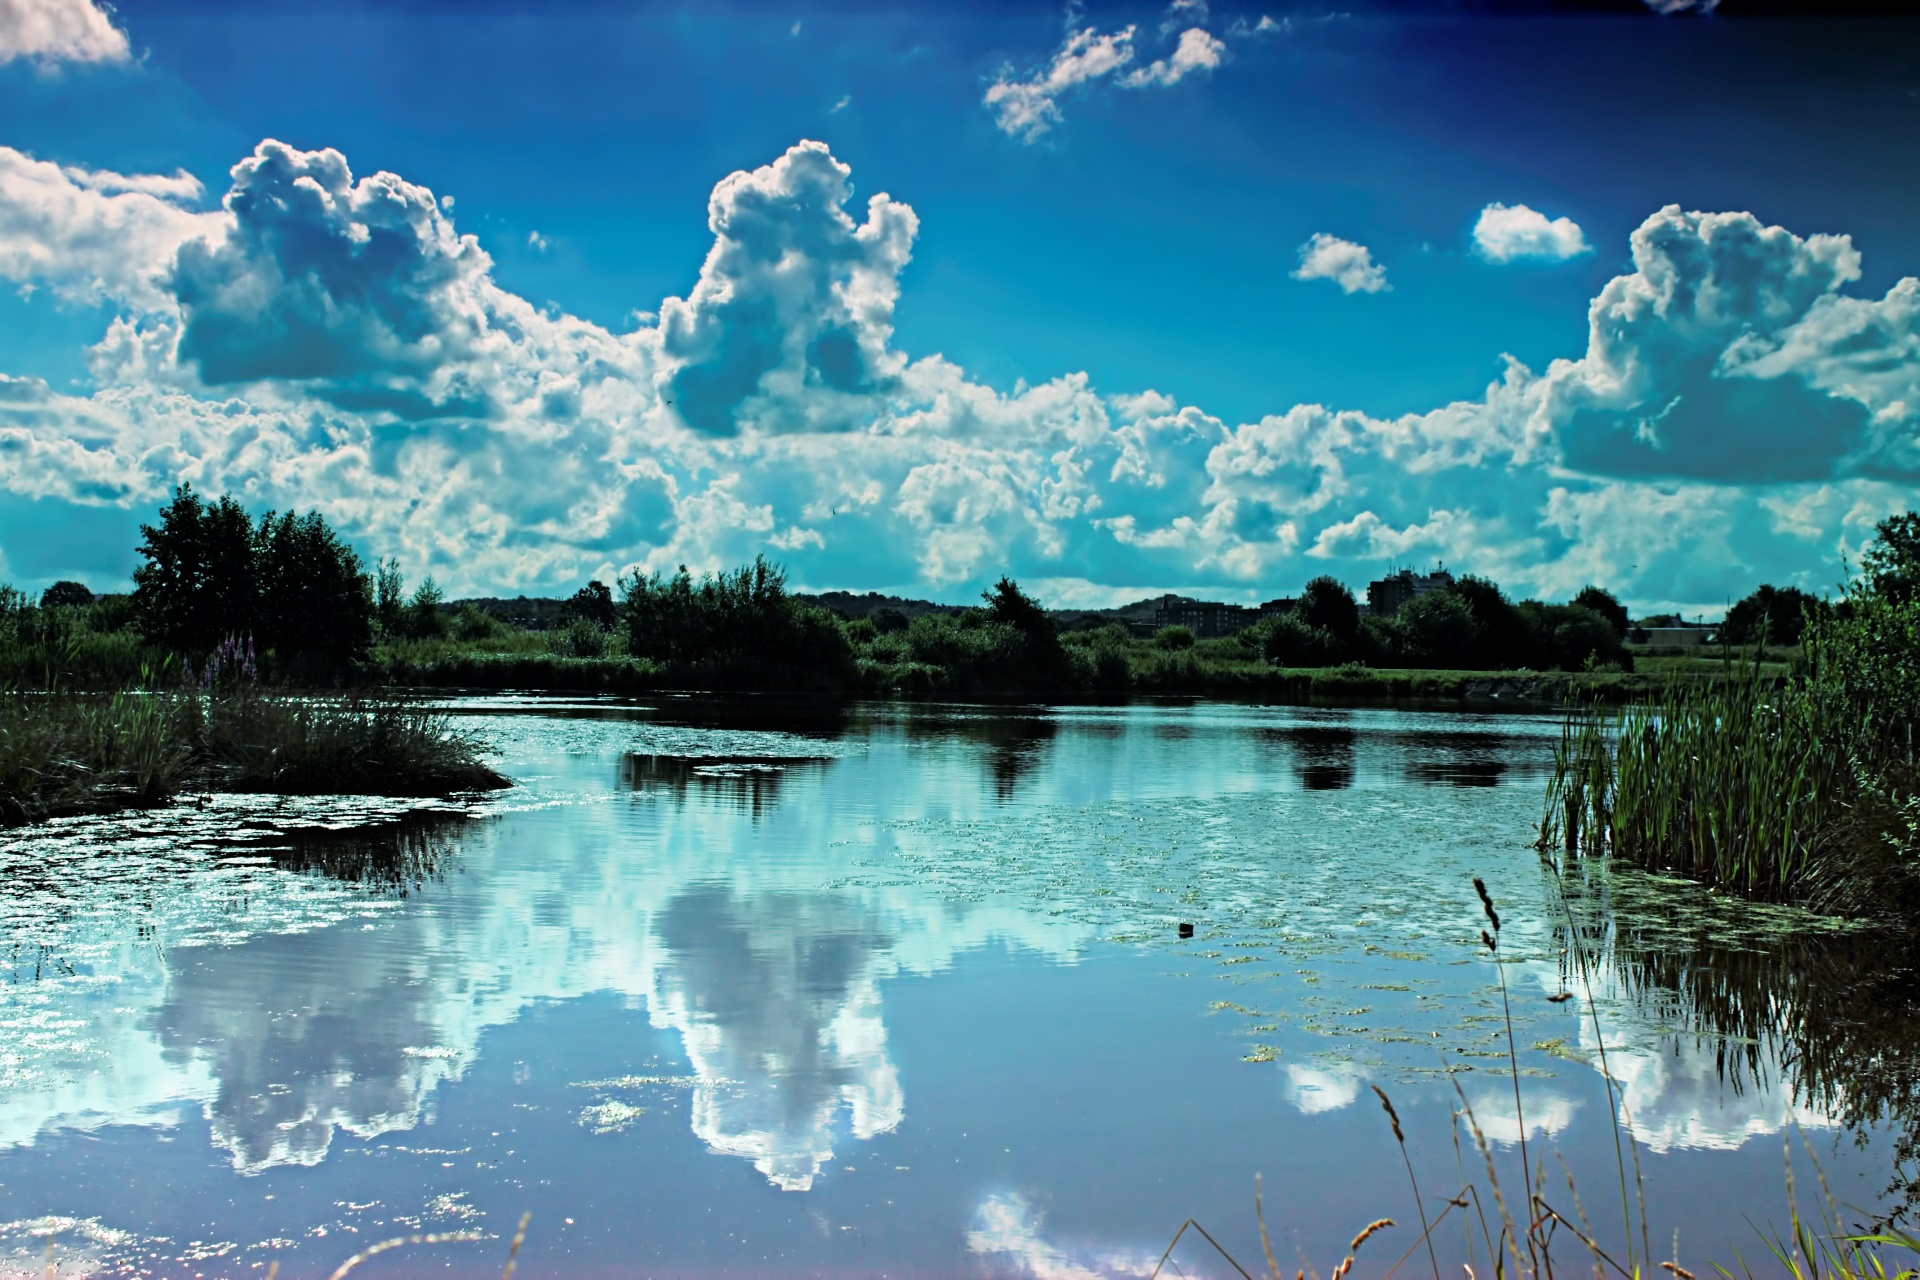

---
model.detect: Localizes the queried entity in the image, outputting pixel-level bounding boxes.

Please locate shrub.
[619,557,854,688]
[1154,624,1195,650]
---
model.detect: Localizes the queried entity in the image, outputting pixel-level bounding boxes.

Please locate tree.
[982,576,1056,640]
[39,581,93,609]
[253,509,374,665]
[375,558,406,635]
[1572,586,1629,639]
[1295,576,1360,641]
[1863,512,1920,604]
[132,485,260,653]
[562,579,618,630]
[1397,590,1483,668]
[131,486,374,668]
[1722,584,1824,646]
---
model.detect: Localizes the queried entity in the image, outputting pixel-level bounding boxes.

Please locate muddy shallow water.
[1,697,1912,1279]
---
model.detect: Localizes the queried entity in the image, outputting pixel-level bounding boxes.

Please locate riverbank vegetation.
[0,685,507,825]
[1542,511,1920,921]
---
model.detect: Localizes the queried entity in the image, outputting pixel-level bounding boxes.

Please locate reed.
[1540,592,1920,916]
[201,691,509,795]
[0,687,506,825]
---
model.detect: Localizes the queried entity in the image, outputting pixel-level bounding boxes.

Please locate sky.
[0,0,1917,612]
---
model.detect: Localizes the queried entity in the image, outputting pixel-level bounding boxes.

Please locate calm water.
[1,698,1912,1280]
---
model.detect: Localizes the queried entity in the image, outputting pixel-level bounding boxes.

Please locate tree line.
[12,485,1908,692]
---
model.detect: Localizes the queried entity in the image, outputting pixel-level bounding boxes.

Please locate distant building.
[1258,597,1296,619]
[1632,625,1718,647]
[1365,568,1455,617]
[1152,594,1258,639]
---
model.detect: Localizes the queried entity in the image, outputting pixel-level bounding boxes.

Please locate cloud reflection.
[646,885,903,1190]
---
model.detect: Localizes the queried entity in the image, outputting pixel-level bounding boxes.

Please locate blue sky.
[1,0,1917,612]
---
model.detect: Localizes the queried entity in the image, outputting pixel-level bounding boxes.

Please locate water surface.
[1,698,1911,1279]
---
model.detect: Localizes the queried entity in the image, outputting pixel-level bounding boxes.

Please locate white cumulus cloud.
[1292,232,1389,295]
[0,0,128,65]
[1121,27,1225,88]
[1473,202,1592,264]
[984,25,1138,142]
[1,138,1917,615]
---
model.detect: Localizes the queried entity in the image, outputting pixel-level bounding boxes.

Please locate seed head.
[1369,1085,1404,1143]
[1472,877,1500,932]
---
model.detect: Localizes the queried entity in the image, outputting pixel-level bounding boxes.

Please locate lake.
[2,697,1913,1279]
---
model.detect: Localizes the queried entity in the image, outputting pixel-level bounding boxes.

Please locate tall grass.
[202,691,509,795]
[0,688,193,823]
[1540,591,1920,917]
[0,689,506,825]
[1165,876,1920,1280]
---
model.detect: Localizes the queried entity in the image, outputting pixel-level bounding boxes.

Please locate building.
[1365,568,1455,618]
[1152,594,1258,639]
[1632,625,1718,647]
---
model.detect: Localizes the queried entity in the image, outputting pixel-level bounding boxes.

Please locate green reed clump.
[201,691,509,795]
[0,688,193,824]
[1542,534,1920,916]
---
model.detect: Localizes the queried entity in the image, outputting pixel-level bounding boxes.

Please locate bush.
[620,557,854,688]
[552,616,610,658]
[1154,624,1195,650]
[1262,615,1349,666]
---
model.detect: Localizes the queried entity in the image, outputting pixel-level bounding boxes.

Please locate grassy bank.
[0,688,507,826]
[1542,588,1920,920]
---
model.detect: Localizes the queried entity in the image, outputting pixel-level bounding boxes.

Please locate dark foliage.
[40,581,93,609]
[562,579,619,629]
[131,486,372,670]
[1722,584,1826,646]
[620,556,853,687]
[133,486,259,655]
[1296,575,1360,640]
[253,510,374,669]
[1863,512,1920,604]
[1573,585,1629,638]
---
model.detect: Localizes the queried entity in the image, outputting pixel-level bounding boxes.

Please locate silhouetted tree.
[131,485,373,668]
[1573,586,1630,639]
[39,581,93,609]
[132,486,261,654]
[253,509,374,665]
[1722,584,1824,646]
[1295,576,1360,641]
[562,579,618,629]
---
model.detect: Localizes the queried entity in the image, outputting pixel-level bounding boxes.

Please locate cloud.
[658,140,916,435]
[527,230,549,253]
[1121,27,1225,88]
[984,25,1138,142]
[0,0,128,66]
[1,138,1918,614]
[983,14,1228,143]
[1473,202,1592,264]
[0,147,215,309]
[1292,233,1389,295]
